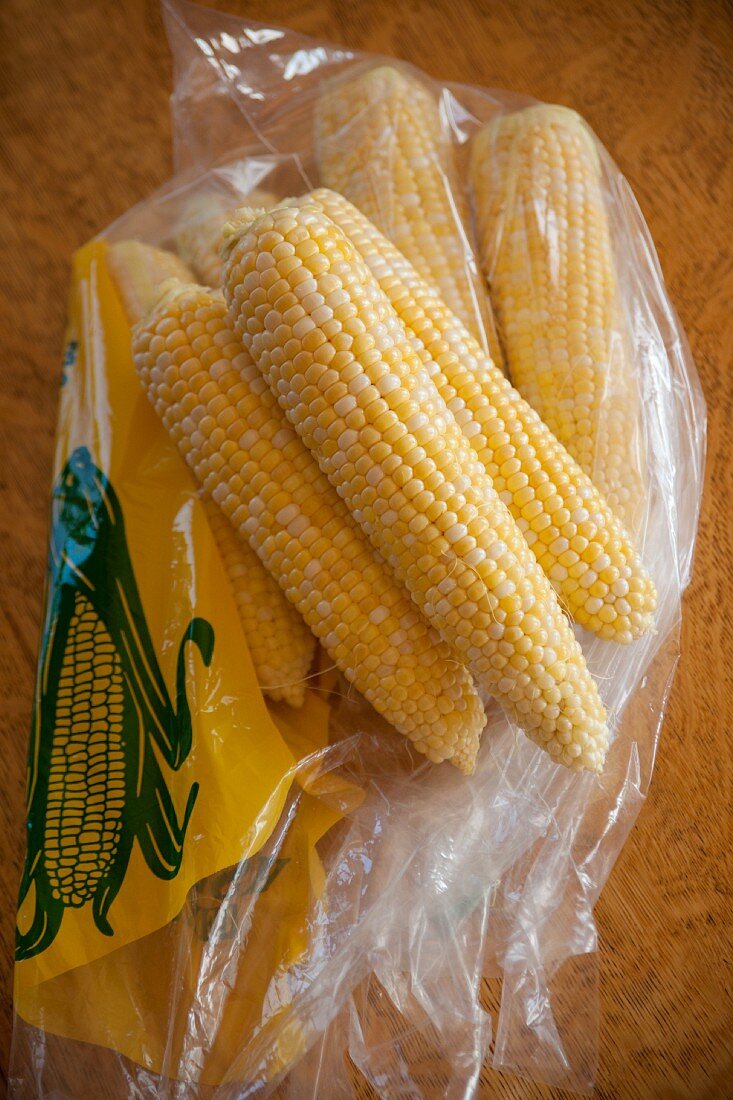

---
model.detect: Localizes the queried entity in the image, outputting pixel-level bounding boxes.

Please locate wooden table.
[1,1,731,1095]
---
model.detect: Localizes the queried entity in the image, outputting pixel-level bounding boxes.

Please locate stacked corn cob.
[469,105,646,532]
[296,191,655,644]
[133,281,486,771]
[222,202,614,772]
[315,63,504,369]
[108,239,315,706]
[122,83,654,775]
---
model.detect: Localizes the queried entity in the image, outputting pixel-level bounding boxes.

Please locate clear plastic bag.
[10,1,705,1095]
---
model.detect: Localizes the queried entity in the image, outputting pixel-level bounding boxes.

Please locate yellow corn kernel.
[226,205,609,773]
[302,189,656,644]
[107,238,314,693]
[315,63,502,367]
[133,281,486,772]
[470,105,645,531]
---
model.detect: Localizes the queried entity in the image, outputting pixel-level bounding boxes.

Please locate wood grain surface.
[1,1,731,1096]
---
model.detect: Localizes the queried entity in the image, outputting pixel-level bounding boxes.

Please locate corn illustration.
[43,591,126,907]
[16,447,214,961]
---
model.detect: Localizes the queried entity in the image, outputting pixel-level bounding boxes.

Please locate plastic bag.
[10,0,705,1095]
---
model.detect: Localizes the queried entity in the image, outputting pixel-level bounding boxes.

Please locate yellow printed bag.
[13,239,356,1087]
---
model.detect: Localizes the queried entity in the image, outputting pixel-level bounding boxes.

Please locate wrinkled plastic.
[10,0,705,1095]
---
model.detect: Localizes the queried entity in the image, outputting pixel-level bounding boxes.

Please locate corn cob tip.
[474,103,600,171]
[107,240,195,326]
[267,681,307,708]
[411,706,484,774]
[259,669,308,708]
[315,64,440,164]
[175,189,279,288]
[221,206,270,261]
[450,735,481,776]
[318,61,399,99]
[148,275,198,315]
[349,63,411,91]
[133,278,225,335]
[321,62,425,101]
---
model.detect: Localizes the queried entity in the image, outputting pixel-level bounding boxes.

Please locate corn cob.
[469,105,645,531]
[107,239,314,704]
[315,63,502,367]
[176,189,276,287]
[107,240,193,325]
[44,591,126,906]
[226,204,609,772]
[133,281,486,772]
[301,189,656,644]
[199,494,314,707]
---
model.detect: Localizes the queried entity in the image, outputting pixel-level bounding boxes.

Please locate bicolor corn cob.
[44,591,125,906]
[469,105,645,531]
[315,64,503,367]
[133,281,486,771]
[176,189,276,287]
[108,239,314,704]
[200,495,314,706]
[301,189,656,643]
[226,204,609,771]
[107,240,193,325]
